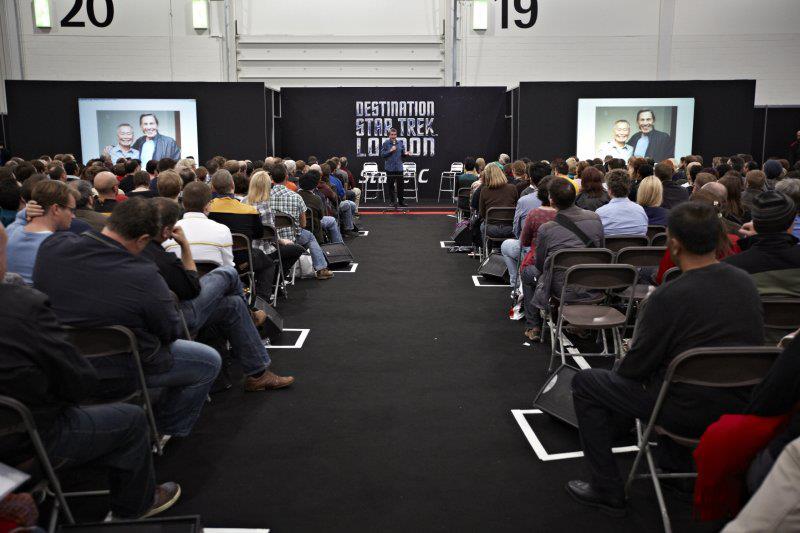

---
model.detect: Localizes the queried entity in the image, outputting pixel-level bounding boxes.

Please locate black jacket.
[32,231,181,374]
[660,180,690,209]
[141,241,201,302]
[298,189,325,243]
[0,284,97,461]
[628,129,675,162]
[132,133,181,161]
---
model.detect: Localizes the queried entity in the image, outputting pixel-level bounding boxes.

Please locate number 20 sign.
[61,0,115,28]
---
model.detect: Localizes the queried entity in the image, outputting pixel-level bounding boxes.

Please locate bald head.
[701,181,727,203]
[94,171,119,197]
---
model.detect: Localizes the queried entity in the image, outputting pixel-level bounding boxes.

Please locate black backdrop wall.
[4,81,269,162]
[280,87,508,198]
[515,80,756,163]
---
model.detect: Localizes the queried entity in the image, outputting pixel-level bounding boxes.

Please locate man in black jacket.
[566,202,765,516]
[32,198,221,439]
[627,109,675,163]
[655,162,689,209]
[144,198,294,391]
[0,224,180,519]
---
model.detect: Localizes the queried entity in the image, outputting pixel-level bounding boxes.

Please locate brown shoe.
[245,370,295,391]
[315,268,334,280]
[251,309,267,328]
[142,482,181,518]
[524,328,541,342]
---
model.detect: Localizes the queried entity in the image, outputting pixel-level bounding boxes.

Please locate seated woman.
[636,175,669,226]
[477,162,518,251]
[574,167,609,211]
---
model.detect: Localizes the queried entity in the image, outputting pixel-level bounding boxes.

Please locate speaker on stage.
[254,296,284,342]
[532,364,580,428]
[478,252,509,282]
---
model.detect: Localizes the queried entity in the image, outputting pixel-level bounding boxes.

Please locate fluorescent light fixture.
[472,0,488,31]
[192,0,209,30]
[33,0,52,28]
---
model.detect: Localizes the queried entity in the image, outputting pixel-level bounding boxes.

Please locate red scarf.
[692,413,789,520]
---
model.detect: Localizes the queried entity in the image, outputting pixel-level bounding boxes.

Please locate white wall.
[460,0,800,105]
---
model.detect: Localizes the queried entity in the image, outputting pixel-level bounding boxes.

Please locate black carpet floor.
[148,215,722,532]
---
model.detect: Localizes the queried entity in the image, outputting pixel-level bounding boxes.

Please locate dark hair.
[179,168,197,187]
[0,178,21,210]
[688,164,702,181]
[270,163,287,183]
[20,174,48,202]
[554,160,569,175]
[139,113,159,125]
[31,180,70,212]
[605,169,631,198]
[607,158,626,170]
[636,109,656,121]
[112,163,126,176]
[16,164,36,182]
[667,202,724,255]
[133,170,151,188]
[319,163,331,177]
[124,159,140,174]
[151,197,182,231]
[529,162,551,185]
[157,158,177,172]
[536,176,553,206]
[182,182,212,212]
[106,196,159,239]
[549,177,576,209]
[728,156,745,173]
[47,164,66,181]
[654,162,673,182]
[464,156,476,172]
[145,160,158,174]
[70,180,94,209]
[205,159,219,174]
[579,167,605,196]
[233,172,248,194]
[63,160,79,176]
[638,164,654,178]
[719,174,745,218]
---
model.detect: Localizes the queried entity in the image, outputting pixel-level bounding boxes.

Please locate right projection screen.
[576,98,695,162]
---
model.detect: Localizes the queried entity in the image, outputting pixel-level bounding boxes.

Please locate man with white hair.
[499,153,511,166]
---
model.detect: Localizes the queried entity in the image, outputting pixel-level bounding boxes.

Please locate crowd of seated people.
[0,149,364,526]
[453,149,800,527]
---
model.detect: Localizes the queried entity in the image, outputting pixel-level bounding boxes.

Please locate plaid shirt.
[269,184,307,240]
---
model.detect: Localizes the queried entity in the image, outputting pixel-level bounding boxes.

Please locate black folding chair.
[273,211,300,287]
[482,206,515,260]
[603,235,649,254]
[259,225,286,307]
[170,291,193,340]
[662,266,681,284]
[305,208,320,242]
[650,232,668,247]
[625,346,781,533]
[614,246,668,301]
[762,297,800,345]
[647,225,666,243]
[193,261,218,277]
[231,233,256,305]
[456,187,471,222]
[551,264,638,372]
[63,326,163,455]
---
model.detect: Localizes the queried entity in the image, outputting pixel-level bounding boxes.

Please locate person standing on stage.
[380,128,411,208]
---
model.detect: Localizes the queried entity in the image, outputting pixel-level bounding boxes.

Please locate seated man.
[269,164,335,280]
[93,171,122,214]
[6,180,76,284]
[0,224,180,520]
[501,171,543,290]
[156,169,182,202]
[32,198,221,441]
[320,163,359,234]
[297,171,344,245]
[595,169,648,236]
[567,202,765,516]
[520,177,604,340]
[69,179,108,231]
[145,198,293,390]
[165,182,234,267]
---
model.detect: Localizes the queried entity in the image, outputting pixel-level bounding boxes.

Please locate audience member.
[94,171,122,214]
[596,170,648,236]
[636,176,669,226]
[655,162,689,209]
[719,173,749,224]
[297,171,344,244]
[0,178,22,227]
[156,169,182,202]
[128,171,158,199]
[742,170,767,212]
[69,180,107,231]
[775,178,800,239]
[574,167,609,211]
[478,163,519,248]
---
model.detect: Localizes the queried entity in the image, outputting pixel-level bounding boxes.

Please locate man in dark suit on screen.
[132,113,181,163]
[627,109,675,163]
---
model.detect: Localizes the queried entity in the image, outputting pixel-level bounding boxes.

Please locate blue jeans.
[180,266,270,375]
[296,228,328,271]
[145,340,221,437]
[338,200,357,230]
[500,239,529,288]
[46,404,155,518]
[321,215,343,243]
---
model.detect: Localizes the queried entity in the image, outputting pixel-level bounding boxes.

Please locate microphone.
[392,140,397,146]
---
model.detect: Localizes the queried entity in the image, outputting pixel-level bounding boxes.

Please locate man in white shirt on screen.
[132,113,181,162]
[598,119,633,161]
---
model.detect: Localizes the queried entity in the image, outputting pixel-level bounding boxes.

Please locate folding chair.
[259,225,286,307]
[274,210,299,287]
[603,235,649,254]
[482,207,515,260]
[450,162,465,174]
[170,291,193,340]
[762,297,800,345]
[231,233,256,305]
[540,248,616,350]
[647,225,666,243]
[551,264,638,372]
[0,395,77,529]
[360,162,385,203]
[438,171,457,203]
[456,187,471,222]
[305,208,319,242]
[194,260,219,277]
[614,246,668,301]
[64,326,163,455]
[651,232,668,247]
[625,346,781,533]
[402,161,418,203]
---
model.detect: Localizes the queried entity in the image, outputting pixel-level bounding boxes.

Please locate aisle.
[155,215,714,532]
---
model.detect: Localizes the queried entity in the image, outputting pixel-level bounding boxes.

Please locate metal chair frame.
[230,233,257,306]
[456,187,471,222]
[603,235,650,255]
[551,264,638,372]
[650,232,668,247]
[257,226,285,307]
[438,171,457,203]
[402,161,419,203]
[762,297,800,344]
[273,211,300,287]
[624,346,781,533]
[662,267,681,284]
[360,162,386,203]
[647,225,667,243]
[481,207,515,261]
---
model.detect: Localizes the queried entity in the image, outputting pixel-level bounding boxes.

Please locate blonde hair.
[636,176,663,208]
[475,157,486,172]
[483,163,507,189]
[244,170,271,205]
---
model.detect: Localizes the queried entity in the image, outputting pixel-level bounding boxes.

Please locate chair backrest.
[273,211,295,231]
[194,261,218,277]
[64,325,138,360]
[604,235,649,253]
[647,225,666,242]
[665,346,781,388]
[762,298,800,331]
[0,394,38,438]
[615,246,667,268]
[662,267,681,284]
[403,162,416,172]
[562,264,638,292]
[485,206,515,225]
[231,233,252,253]
[549,248,615,271]
[451,162,464,173]
[362,162,378,174]
[650,232,668,247]
[457,187,471,200]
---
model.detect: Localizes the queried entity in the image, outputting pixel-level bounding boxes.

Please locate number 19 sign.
[495,0,538,29]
